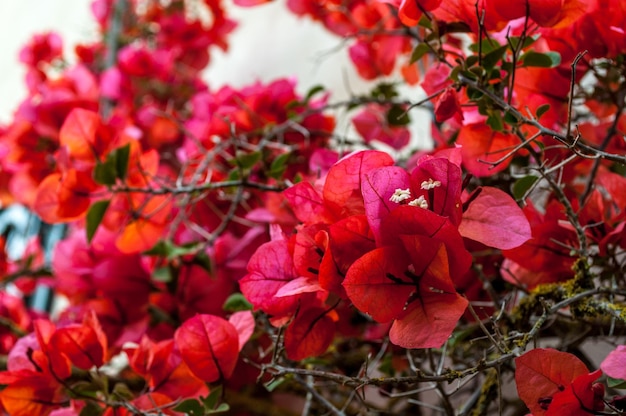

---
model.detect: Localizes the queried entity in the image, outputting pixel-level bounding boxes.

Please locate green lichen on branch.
[509,257,593,328]
[470,368,498,416]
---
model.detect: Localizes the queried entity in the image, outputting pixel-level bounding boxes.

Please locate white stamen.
[390,188,412,203]
[421,178,442,190]
[408,195,428,209]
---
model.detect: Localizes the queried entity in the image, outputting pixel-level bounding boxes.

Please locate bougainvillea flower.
[546,370,604,415]
[459,187,532,250]
[319,215,376,297]
[398,0,443,26]
[284,307,336,360]
[49,311,108,370]
[33,169,100,223]
[601,345,626,380]
[0,369,67,416]
[456,122,519,177]
[174,314,240,383]
[361,156,464,242]
[492,0,589,28]
[322,150,394,219]
[126,336,208,400]
[18,32,63,67]
[515,348,605,415]
[434,87,464,123]
[503,200,578,288]
[343,234,467,348]
[240,239,305,317]
[352,104,411,150]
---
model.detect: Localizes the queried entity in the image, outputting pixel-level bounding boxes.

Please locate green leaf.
[486,111,504,132]
[93,144,132,185]
[504,111,520,125]
[152,266,172,283]
[418,14,432,29]
[482,45,508,71]
[264,377,286,392]
[512,175,539,200]
[469,66,486,78]
[69,381,100,399]
[94,157,118,186]
[507,35,538,51]
[193,251,213,273]
[304,84,325,101]
[223,293,253,312]
[268,152,291,179]
[202,385,224,410]
[209,403,230,414]
[114,143,131,180]
[465,55,479,68]
[86,200,110,243]
[459,69,478,82]
[174,398,205,416]
[467,87,484,101]
[80,401,104,416]
[386,104,410,127]
[449,65,462,82]
[371,82,398,100]
[144,240,199,260]
[111,382,135,401]
[232,151,262,170]
[608,376,626,389]
[410,43,430,64]
[227,168,241,181]
[520,51,561,68]
[469,38,504,54]
[536,104,551,119]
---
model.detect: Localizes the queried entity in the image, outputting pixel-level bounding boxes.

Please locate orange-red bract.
[515,348,590,416]
[0,370,66,416]
[434,87,463,123]
[284,307,335,360]
[109,193,172,254]
[546,370,604,415]
[126,337,209,400]
[457,122,519,177]
[174,314,240,383]
[343,235,468,349]
[49,311,108,370]
[319,215,376,297]
[33,169,99,223]
[343,247,415,323]
[59,108,108,164]
[398,0,442,26]
[323,150,394,218]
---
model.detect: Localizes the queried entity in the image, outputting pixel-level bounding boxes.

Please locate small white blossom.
[408,195,428,209]
[390,188,412,203]
[421,178,442,190]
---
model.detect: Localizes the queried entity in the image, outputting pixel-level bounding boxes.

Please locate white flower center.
[421,178,442,190]
[390,188,412,203]
[408,195,428,209]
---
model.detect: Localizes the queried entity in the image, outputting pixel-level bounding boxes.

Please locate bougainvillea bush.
[1,0,626,414]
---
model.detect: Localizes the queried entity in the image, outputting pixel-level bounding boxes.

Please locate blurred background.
[0,0,381,123]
